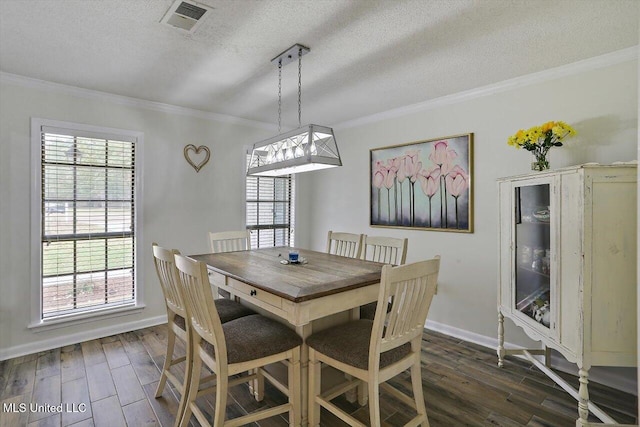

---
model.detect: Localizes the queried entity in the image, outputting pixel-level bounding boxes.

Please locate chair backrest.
[208,230,251,253]
[326,231,363,258]
[152,243,187,318]
[369,256,440,369]
[174,254,228,365]
[360,235,408,265]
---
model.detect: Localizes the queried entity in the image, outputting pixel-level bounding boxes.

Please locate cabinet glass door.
[514,184,551,329]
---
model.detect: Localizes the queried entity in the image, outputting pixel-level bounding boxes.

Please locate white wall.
[0,76,273,358]
[0,52,637,393]
[304,54,638,390]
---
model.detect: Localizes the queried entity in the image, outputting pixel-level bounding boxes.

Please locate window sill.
[28,303,146,332]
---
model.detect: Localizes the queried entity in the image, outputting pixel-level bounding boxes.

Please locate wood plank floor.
[0,326,636,426]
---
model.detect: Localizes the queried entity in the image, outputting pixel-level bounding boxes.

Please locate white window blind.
[39,126,137,319]
[246,155,294,248]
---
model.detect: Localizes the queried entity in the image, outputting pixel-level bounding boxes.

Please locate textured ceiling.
[0,0,638,129]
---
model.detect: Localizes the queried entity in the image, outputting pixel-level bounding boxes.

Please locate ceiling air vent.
[160,0,211,33]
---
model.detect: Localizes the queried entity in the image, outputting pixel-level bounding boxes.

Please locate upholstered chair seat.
[202,314,302,364]
[306,319,410,370]
[173,314,187,331]
[215,298,255,323]
[359,303,377,322]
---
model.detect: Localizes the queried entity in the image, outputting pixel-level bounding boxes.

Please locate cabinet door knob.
[250,289,257,296]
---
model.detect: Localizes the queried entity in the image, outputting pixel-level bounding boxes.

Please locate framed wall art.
[370,133,473,232]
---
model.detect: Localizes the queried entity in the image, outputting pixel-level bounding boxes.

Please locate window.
[31,119,143,323]
[245,154,295,248]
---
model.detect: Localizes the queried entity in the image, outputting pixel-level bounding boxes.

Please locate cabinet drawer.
[228,278,282,309]
[208,270,226,288]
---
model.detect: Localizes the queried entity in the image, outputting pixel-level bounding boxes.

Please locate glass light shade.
[247,124,341,176]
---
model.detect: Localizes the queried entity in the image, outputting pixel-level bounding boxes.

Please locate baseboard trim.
[0,314,168,361]
[425,320,638,396]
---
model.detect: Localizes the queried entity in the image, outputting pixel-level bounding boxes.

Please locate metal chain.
[278,60,282,133]
[298,47,302,127]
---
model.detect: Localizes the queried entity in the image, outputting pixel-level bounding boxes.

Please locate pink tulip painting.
[429,140,457,175]
[446,165,469,197]
[370,134,472,232]
[445,165,470,229]
[372,160,386,220]
[384,161,398,222]
[417,166,441,227]
[372,160,386,189]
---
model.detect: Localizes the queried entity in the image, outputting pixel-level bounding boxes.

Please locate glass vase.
[531,152,550,171]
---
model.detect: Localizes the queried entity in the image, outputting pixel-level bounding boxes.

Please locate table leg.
[296,323,312,427]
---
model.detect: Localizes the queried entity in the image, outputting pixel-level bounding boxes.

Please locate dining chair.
[208,230,251,253]
[208,230,251,298]
[152,243,255,427]
[359,235,409,320]
[326,230,363,258]
[174,254,303,427]
[307,256,441,427]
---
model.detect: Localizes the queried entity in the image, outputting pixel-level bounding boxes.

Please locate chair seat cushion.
[174,314,187,330]
[215,298,255,323]
[359,302,377,320]
[203,314,302,364]
[306,320,411,370]
[173,300,252,331]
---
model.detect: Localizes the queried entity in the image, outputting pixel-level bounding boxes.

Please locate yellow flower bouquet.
[507,121,577,171]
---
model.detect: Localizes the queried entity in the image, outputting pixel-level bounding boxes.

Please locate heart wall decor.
[183,144,211,172]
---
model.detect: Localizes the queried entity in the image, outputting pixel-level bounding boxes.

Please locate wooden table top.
[189,247,384,303]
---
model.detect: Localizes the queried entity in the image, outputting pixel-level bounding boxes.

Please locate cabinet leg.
[497,311,505,368]
[544,346,551,368]
[577,368,590,426]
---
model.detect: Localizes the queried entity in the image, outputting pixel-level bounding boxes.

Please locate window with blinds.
[246,156,294,248]
[38,124,138,319]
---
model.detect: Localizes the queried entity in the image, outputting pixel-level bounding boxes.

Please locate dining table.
[189,247,385,426]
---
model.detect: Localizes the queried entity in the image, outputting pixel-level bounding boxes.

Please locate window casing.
[245,154,295,248]
[31,119,144,325]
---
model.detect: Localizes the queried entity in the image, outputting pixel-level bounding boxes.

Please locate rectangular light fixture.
[247,124,342,177]
[246,44,342,177]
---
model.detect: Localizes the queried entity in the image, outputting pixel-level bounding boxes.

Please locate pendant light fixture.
[247,44,342,176]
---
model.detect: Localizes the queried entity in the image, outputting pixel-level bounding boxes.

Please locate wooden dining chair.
[208,230,251,253]
[359,235,409,320]
[360,235,408,265]
[326,230,363,258]
[152,244,255,427]
[307,257,441,427]
[207,230,251,298]
[174,254,303,427]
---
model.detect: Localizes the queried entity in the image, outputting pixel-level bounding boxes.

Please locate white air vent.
[160,0,211,33]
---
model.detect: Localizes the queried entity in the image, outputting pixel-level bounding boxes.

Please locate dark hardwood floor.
[0,325,636,426]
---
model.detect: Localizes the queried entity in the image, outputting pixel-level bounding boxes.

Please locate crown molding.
[2,45,637,133]
[335,46,639,130]
[0,72,277,131]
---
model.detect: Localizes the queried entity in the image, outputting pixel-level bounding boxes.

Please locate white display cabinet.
[497,163,637,426]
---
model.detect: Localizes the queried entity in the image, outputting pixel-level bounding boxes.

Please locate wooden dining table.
[189,247,385,426]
